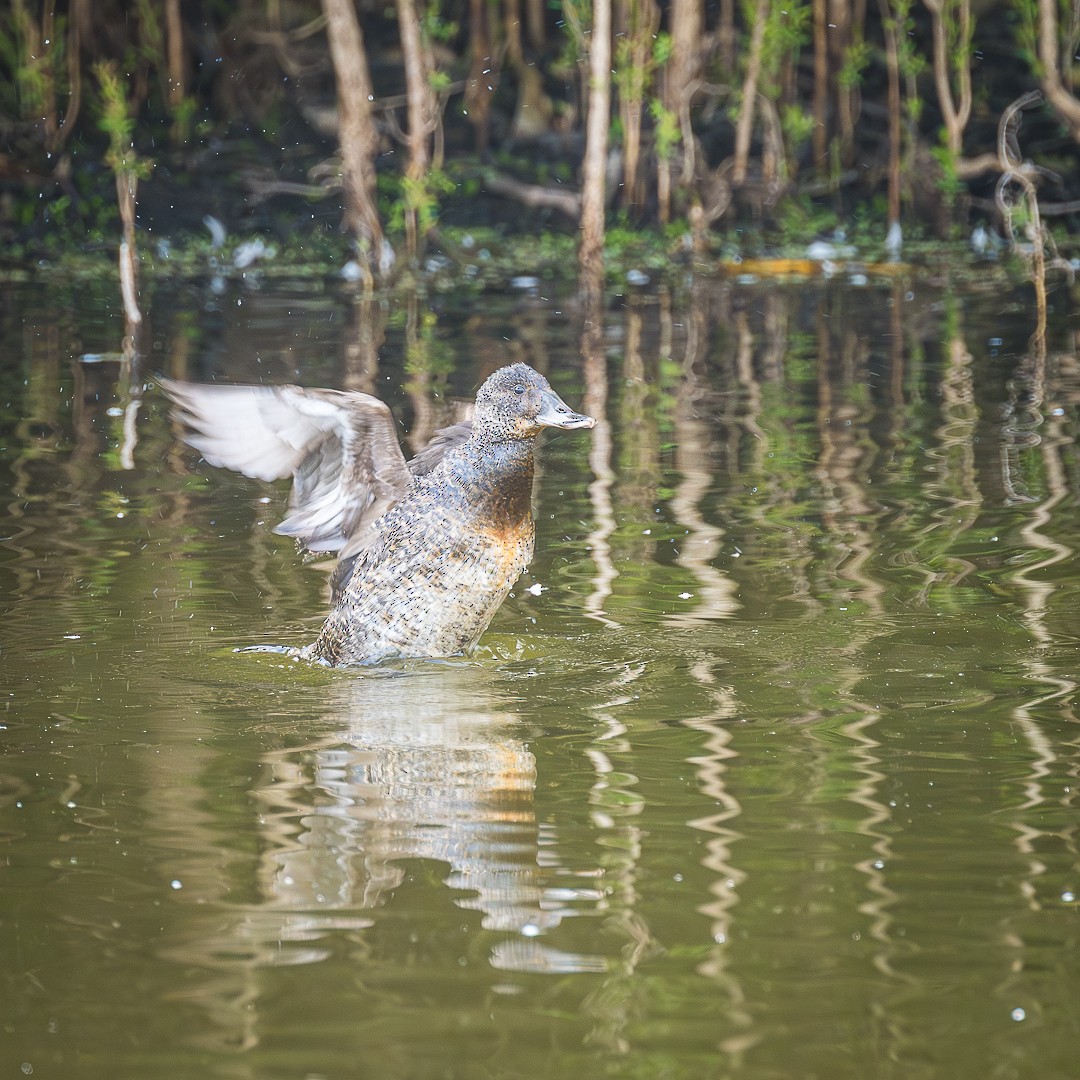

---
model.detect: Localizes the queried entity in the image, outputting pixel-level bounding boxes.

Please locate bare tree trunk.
[464,0,498,153]
[733,0,768,185]
[812,0,828,170]
[1038,0,1080,140]
[656,158,672,225]
[665,0,702,186]
[165,0,185,109]
[832,0,858,166]
[117,171,141,330]
[321,0,386,283]
[718,0,736,73]
[398,0,437,261]
[165,0,188,142]
[506,0,552,135]
[923,0,972,156]
[525,0,546,47]
[879,0,902,230]
[55,0,86,148]
[40,0,58,144]
[580,0,612,318]
[617,0,659,213]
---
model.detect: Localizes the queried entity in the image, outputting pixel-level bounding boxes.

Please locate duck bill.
[535,388,596,430]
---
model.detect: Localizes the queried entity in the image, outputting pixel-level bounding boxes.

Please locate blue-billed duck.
[161,363,595,665]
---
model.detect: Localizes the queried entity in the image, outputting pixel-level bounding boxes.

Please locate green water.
[2,271,1078,1079]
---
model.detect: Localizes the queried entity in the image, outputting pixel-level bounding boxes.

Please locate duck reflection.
[241,665,606,970]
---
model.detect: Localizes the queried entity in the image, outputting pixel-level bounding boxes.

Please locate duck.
[161,363,595,665]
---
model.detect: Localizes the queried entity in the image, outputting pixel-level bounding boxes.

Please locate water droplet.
[170,879,182,890]
[1011,1007,1025,1022]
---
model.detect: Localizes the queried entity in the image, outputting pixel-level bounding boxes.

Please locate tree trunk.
[836,0,864,166]
[525,0,545,47]
[464,0,498,153]
[55,0,86,148]
[1038,0,1080,140]
[733,0,768,186]
[923,0,972,157]
[165,0,188,142]
[398,0,437,260]
[117,171,141,329]
[665,0,703,187]
[878,0,902,229]
[718,0,736,73]
[812,0,828,170]
[165,0,185,109]
[321,0,386,282]
[580,0,612,317]
[506,0,552,136]
[617,0,659,214]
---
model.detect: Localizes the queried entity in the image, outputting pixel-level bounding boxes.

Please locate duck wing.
[160,378,412,552]
[407,420,473,477]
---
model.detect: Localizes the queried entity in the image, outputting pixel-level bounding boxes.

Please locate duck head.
[473,363,596,441]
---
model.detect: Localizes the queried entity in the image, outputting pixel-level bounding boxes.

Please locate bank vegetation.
[2,0,1080,285]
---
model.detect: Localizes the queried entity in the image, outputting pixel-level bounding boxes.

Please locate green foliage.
[772,195,840,247]
[94,62,152,181]
[429,68,452,94]
[781,104,815,151]
[1012,0,1041,74]
[603,225,675,271]
[889,0,925,81]
[738,0,811,101]
[393,167,456,235]
[133,0,164,69]
[6,0,46,118]
[422,0,457,43]
[614,38,647,100]
[838,39,872,91]
[557,0,591,72]
[652,31,674,67]
[650,100,680,160]
[3,0,71,130]
[932,140,963,202]
[171,95,197,144]
[946,0,973,61]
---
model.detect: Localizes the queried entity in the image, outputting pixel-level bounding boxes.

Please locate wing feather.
[160,378,412,552]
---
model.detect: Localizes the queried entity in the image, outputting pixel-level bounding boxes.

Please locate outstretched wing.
[160,378,413,552]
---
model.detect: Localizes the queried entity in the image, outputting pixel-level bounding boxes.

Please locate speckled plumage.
[162,363,594,666]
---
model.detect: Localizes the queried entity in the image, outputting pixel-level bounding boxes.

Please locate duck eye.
[513,384,526,395]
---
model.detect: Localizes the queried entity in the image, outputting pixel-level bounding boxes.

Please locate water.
[2,270,1078,1079]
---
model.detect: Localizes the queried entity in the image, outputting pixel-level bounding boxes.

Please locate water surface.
[2,269,1078,1079]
